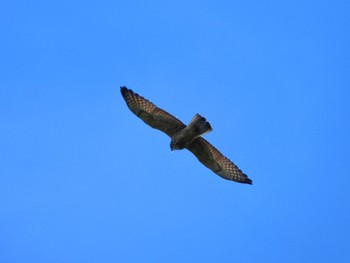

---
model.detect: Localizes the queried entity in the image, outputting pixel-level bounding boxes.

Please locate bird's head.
[170,140,176,151]
[170,136,185,151]
[170,137,181,151]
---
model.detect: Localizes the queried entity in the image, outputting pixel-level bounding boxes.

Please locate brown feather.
[120,86,252,184]
[120,87,185,137]
[187,138,252,184]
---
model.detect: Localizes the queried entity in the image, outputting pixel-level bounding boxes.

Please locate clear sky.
[1,0,349,262]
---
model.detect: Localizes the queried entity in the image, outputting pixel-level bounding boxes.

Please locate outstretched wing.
[120,87,186,137]
[187,137,252,184]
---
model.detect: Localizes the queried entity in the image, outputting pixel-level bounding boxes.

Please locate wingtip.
[120,86,132,98]
[244,177,253,185]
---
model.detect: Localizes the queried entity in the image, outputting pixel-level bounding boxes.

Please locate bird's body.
[120,86,252,184]
[170,114,212,150]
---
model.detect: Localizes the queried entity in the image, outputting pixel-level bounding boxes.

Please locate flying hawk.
[120,86,252,184]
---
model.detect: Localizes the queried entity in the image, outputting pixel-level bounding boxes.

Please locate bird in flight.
[120,86,252,184]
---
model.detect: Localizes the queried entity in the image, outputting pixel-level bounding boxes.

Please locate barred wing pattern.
[121,87,186,137]
[187,137,252,184]
[121,86,252,184]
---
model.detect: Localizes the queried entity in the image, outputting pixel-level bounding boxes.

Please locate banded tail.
[188,114,212,137]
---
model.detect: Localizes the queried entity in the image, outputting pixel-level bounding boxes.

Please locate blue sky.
[1,0,349,262]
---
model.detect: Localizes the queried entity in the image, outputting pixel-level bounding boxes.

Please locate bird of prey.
[120,86,252,184]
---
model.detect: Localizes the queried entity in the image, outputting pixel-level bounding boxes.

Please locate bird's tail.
[188,114,212,137]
